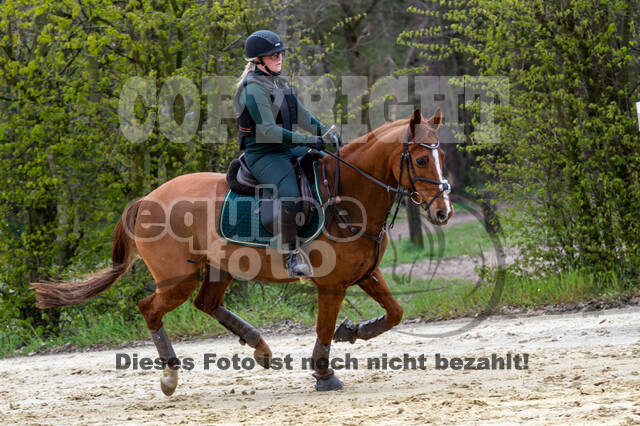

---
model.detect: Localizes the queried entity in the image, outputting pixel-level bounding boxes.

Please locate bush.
[408,0,640,278]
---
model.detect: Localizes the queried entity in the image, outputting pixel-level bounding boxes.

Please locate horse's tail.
[31,199,143,308]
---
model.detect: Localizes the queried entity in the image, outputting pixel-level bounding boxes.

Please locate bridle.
[322,124,451,235]
[399,126,452,212]
[320,124,451,284]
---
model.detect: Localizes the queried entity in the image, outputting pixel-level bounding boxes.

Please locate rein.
[320,124,451,285]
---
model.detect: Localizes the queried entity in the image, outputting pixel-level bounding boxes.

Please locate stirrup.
[285,250,313,278]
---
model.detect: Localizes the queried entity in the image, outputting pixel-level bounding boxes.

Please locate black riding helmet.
[244,30,288,58]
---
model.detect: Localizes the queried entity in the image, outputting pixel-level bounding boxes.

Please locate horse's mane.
[347,119,407,146]
[335,120,407,161]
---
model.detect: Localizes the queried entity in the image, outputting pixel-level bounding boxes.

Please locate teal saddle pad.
[218,161,326,248]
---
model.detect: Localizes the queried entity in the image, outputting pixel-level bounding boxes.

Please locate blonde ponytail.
[236,59,257,87]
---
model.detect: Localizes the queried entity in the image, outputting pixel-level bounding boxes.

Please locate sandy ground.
[2,307,640,425]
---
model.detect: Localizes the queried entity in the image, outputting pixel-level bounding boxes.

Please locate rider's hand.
[313,136,326,151]
[325,130,341,147]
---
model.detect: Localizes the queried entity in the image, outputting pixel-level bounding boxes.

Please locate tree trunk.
[406,199,423,247]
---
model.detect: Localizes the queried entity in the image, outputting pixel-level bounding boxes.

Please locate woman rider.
[233,30,339,278]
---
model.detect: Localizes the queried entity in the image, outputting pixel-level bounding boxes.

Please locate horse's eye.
[416,157,427,167]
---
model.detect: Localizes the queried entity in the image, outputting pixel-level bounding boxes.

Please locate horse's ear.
[409,108,421,135]
[427,108,443,129]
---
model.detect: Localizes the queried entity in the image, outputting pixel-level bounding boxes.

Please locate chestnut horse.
[32,108,453,394]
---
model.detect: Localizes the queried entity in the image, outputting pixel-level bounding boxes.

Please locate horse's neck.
[320,137,401,230]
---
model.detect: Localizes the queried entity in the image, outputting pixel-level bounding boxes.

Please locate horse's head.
[394,108,454,225]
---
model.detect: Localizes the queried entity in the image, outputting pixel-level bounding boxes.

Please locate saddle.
[226,150,324,233]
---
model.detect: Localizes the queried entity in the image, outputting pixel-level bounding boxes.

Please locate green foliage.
[5,265,631,357]
[0,0,345,347]
[3,0,638,353]
[380,219,506,267]
[407,0,640,277]
[0,277,321,357]
[0,0,266,340]
[343,267,631,323]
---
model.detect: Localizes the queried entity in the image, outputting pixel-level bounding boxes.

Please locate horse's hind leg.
[334,268,403,343]
[193,264,272,368]
[138,270,200,396]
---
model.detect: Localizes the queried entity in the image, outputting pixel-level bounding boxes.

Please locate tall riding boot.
[277,204,312,277]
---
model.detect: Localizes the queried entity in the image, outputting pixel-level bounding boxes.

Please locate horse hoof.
[333,317,357,343]
[253,337,272,369]
[315,372,343,392]
[160,368,178,396]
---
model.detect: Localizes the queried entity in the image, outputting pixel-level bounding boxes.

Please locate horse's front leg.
[311,284,346,391]
[334,268,403,343]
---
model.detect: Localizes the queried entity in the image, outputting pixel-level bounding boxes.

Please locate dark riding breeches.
[244,146,310,212]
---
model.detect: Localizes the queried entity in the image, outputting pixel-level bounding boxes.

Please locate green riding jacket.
[233,68,329,157]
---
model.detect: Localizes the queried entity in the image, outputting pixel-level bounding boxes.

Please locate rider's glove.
[313,136,326,151]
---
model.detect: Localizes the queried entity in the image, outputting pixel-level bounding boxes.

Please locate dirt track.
[382,210,510,282]
[2,307,640,424]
